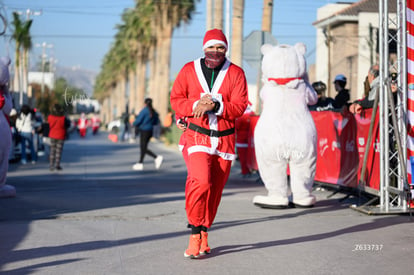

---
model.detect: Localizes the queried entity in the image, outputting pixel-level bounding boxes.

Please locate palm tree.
[125,1,154,113]
[114,13,140,117]
[11,12,32,105]
[149,0,196,121]
[95,1,154,121]
[21,29,33,101]
[94,0,199,124]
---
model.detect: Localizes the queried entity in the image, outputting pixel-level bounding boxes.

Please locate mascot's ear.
[294,43,306,56]
[261,44,274,55]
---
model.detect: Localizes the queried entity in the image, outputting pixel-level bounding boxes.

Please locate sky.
[0,0,357,84]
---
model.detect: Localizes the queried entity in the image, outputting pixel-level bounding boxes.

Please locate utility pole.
[35,42,53,95]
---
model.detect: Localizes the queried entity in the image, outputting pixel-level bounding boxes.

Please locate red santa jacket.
[235,110,255,148]
[170,58,248,160]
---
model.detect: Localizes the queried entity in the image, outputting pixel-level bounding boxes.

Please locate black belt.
[188,123,235,137]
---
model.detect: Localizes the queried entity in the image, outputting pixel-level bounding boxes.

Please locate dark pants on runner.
[139,130,156,163]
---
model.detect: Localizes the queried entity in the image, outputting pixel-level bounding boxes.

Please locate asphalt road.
[1,131,413,275]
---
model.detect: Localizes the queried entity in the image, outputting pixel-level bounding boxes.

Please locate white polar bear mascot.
[0,57,16,198]
[253,43,318,208]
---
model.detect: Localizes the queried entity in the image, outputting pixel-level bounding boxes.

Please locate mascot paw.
[293,195,316,208]
[0,184,16,198]
[253,195,289,209]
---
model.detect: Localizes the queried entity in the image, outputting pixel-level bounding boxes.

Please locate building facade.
[313,0,397,101]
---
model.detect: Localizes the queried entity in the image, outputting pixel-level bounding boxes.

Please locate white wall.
[315,3,352,85]
[28,72,55,90]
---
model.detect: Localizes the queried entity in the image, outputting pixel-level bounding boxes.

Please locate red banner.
[246,110,380,191]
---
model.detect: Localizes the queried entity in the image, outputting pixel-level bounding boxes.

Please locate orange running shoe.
[200,231,211,255]
[184,234,201,258]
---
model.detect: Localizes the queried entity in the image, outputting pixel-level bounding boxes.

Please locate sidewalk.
[0,132,413,275]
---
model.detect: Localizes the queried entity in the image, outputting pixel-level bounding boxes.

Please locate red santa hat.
[203,29,228,50]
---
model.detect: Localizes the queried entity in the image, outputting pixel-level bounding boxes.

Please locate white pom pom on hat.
[203,28,228,50]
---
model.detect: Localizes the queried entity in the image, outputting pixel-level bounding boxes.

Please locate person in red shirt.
[48,104,69,171]
[170,29,248,258]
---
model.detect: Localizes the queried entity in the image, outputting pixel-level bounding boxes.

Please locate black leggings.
[139,130,156,163]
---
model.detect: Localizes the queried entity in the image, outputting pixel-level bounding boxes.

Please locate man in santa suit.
[91,113,101,135]
[77,113,88,137]
[170,28,248,258]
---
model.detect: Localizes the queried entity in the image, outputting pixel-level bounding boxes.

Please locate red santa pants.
[79,128,87,137]
[185,152,232,228]
[237,146,250,175]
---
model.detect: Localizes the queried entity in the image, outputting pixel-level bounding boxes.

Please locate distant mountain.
[55,66,97,97]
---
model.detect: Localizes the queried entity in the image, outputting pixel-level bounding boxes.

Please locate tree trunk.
[13,48,21,96]
[22,48,28,95]
[135,54,147,113]
[231,0,244,67]
[128,69,136,114]
[121,75,128,116]
[148,42,158,102]
[100,97,109,125]
[148,9,159,104]
[213,0,223,29]
[206,0,213,30]
[150,5,172,121]
[115,80,122,118]
[156,24,173,122]
[262,0,273,32]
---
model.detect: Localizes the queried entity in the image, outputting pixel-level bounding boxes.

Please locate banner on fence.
[246,109,380,193]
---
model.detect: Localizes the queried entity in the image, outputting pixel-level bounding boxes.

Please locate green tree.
[150,0,196,121]
[94,0,198,127]
[31,77,86,116]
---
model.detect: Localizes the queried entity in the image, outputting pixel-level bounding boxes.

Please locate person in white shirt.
[16,104,37,164]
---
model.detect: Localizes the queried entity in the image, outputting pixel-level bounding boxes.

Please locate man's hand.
[349,103,362,114]
[391,83,398,93]
[177,120,187,131]
[193,94,215,118]
[199,94,214,105]
[177,123,186,131]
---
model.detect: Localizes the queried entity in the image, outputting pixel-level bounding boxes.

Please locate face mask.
[204,51,225,69]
